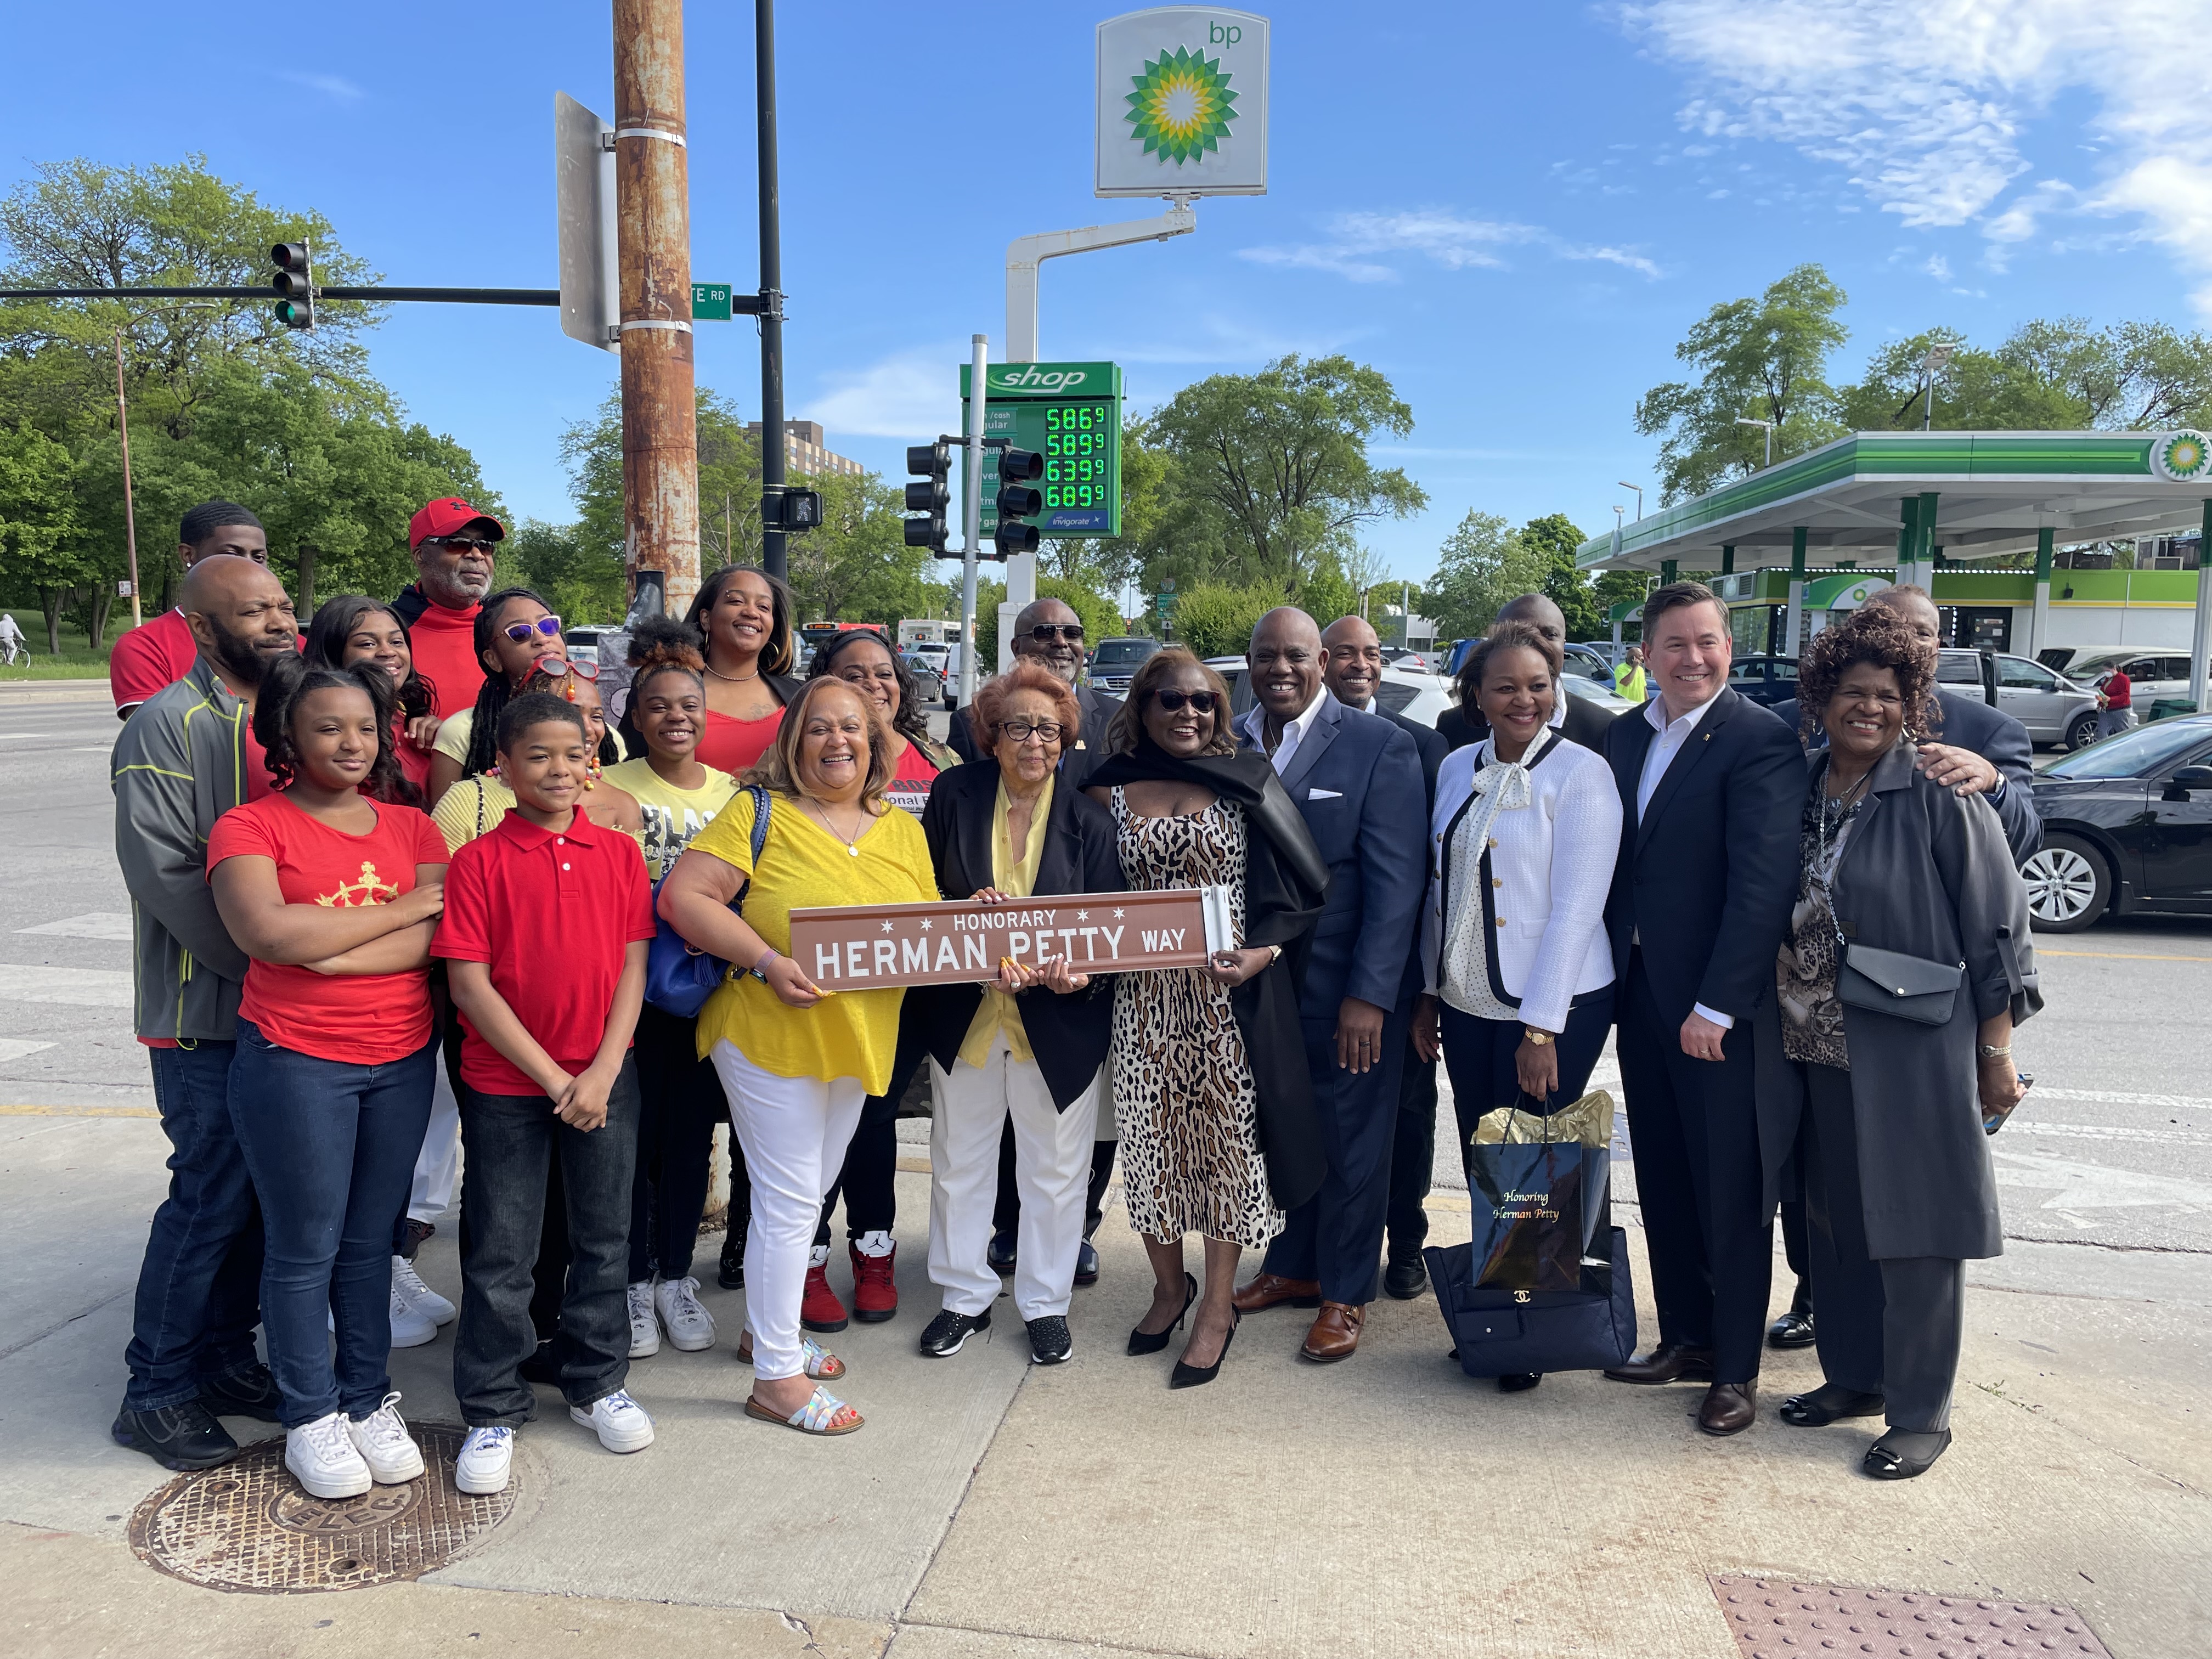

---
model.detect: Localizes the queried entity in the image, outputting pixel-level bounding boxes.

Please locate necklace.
[704,662,760,684]
[806,798,869,856]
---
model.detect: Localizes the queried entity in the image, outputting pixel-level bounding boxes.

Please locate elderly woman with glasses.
[905,664,1126,1365]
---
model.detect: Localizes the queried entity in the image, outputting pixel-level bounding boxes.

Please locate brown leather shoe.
[1299,1301,1365,1362]
[1696,1380,1758,1436]
[1603,1339,1717,1385]
[1231,1272,1322,1314]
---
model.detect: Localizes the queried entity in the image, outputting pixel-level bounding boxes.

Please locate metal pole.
[1785,526,1808,657]
[613,0,702,616]
[756,0,787,584]
[112,331,142,630]
[2192,501,2212,711]
[2031,524,2055,664]
[958,335,988,708]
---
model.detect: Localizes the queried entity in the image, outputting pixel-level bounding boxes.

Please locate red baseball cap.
[408,496,506,550]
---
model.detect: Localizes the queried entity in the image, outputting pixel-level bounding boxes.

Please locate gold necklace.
[805,797,869,856]
[704,661,760,684]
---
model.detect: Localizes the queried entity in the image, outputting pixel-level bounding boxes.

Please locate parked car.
[1724,655,1801,708]
[1086,636,1161,695]
[899,651,947,701]
[1987,651,2100,749]
[1441,637,1612,685]
[2053,648,2194,711]
[2022,714,2212,930]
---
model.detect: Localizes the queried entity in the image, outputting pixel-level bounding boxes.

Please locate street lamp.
[1617,482,1644,521]
[1734,416,1775,468]
[1920,340,1957,432]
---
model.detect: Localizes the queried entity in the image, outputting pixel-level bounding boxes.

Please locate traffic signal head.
[995,483,1042,518]
[902,440,951,555]
[783,489,823,531]
[998,447,1043,482]
[990,445,1043,556]
[269,242,313,330]
[991,521,1039,557]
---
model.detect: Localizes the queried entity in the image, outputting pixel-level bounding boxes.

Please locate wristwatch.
[1523,1028,1555,1046]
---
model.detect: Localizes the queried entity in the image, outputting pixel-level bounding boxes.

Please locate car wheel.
[2064,710,2100,751]
[2021,833,2109,932]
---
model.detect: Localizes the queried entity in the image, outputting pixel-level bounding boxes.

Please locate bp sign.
[961,362,1125,539]
[2154,429,2211,482]
[1096,9,1269,198]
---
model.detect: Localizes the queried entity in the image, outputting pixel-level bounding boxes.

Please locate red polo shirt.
[399,592,484,722]
[431,809,656,1094]
[110,610,199,713]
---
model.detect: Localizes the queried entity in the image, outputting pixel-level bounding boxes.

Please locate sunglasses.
[424,535,498,554]
[534,656,600,682]
[1152,689,1220,714]
[1027,623,1085,642]
[502,615,564,644]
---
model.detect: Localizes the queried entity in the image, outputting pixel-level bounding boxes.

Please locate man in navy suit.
[1319,614,1451,1301]
[1230,609,1427,1361]
[1600,582,1802,1436]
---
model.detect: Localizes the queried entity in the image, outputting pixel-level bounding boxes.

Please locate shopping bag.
[1467,1137,1583,1291]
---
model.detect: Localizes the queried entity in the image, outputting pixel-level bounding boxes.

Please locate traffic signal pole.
[613,0,702,617]
[958,334,988,709]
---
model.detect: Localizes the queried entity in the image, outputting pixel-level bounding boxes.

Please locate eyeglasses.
[1026,624,1085,643]
[1151,689,1220,714]
[424,535,498,555]
[502,615,564,644]
[995,720,1066,744]
[534,656,600,682]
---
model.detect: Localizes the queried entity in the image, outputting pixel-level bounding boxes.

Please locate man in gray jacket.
[110,555,297,1470]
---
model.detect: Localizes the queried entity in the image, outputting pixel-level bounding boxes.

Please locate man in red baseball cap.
[393,498,505,722]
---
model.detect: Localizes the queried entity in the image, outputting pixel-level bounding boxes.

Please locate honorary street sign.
[787,887,1234,991]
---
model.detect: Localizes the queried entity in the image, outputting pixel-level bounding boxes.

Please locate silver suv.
[1937,648,2100,749]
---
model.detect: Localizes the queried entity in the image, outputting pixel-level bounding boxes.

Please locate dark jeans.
[454,1058,640,1425]
[229,1022,436,1427]
[630,1005,723,1282]
[125,1039,264,1412]
[1436,991,1616,1165]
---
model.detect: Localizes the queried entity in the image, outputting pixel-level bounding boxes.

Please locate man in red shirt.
[111,502,271,719]
[393,498,504,723]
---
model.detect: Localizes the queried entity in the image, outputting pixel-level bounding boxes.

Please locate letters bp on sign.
[961,362,1125,539]
[1096,9,1269,198]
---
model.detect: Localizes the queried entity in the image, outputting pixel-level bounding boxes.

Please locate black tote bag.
[1425,1225,1638,1380]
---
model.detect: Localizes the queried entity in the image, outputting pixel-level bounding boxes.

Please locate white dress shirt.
[1237,686,1327,777]
[1633,689,1736,1032]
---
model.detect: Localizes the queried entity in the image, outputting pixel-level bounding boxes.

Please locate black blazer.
[949,682,1119,789]
[1440,692,1617,756]
[1601,687,1803,1030]
[1376,704,1450,798]
[914,759,1126,1110]
[1769,687,2041,861]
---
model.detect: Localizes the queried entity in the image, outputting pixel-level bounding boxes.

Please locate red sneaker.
[850,1242,898,1323]
[800,1257,849,1333]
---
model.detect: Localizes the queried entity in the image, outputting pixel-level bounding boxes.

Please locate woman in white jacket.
[1414,620,1623,1391]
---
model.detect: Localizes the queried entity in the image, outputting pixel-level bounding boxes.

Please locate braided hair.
[251,654,417,806]
[303,595,438,724]
[807,625,933,751]
[460,586,553,780]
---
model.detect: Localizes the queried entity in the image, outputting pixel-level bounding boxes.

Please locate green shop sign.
[960,362,1125,540]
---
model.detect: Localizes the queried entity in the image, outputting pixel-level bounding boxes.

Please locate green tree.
[0,420,86,652]
[1833,319,2212,433]
[1513,511,1606,639]
[1425,511,1548,640]
[1167,580,1289,658]
[1635,263,1849,502]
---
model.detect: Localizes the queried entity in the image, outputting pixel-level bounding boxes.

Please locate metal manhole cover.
[128,1423,519,1594]
[1711,1576,2114,1658]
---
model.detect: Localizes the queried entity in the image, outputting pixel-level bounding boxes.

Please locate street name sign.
[691,283,733,321]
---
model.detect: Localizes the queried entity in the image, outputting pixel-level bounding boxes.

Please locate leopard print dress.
[1108,787,1284,1249]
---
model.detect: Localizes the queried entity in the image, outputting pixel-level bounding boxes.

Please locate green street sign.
[1155,591,1179,618]
[691,283,732,321]
[960,362,1124,540]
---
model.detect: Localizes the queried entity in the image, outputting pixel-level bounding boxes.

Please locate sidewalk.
[0,679,112,705]
[2,1102,2205,1658]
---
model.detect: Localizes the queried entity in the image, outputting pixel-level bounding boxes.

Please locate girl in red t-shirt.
[207,657,450,1503]
[304,596,442,800]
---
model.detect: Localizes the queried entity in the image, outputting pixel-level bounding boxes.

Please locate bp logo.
[2154,429,2210,482]
[1125,46,1238,165]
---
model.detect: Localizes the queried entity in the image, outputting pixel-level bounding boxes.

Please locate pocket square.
[1307,787,1343,800]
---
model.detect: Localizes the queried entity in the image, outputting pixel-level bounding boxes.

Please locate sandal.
[736,1333,845,1380]
[1863,1426,1951,1480]
[744,1385,864,1436]
[1780,1384,1885,1427]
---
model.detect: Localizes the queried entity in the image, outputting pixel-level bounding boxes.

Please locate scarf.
[1441,731,1553,1017]
[1085,736,1329,898]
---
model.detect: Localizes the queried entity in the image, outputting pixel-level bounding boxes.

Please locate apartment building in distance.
[746,420,867,480]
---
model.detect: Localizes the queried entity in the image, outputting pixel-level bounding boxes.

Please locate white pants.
[929,1038,1098,1321]
[407,1062,462,1224]
[709,1040,864,1381]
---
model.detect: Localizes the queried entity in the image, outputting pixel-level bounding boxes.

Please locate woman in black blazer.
[913,663,1127,1366]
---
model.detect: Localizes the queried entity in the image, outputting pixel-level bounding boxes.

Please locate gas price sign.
[960,362,1124,539]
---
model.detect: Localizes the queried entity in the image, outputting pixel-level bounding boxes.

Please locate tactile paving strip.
[128,1423,518,1594]
[1710,1576,2113,1658]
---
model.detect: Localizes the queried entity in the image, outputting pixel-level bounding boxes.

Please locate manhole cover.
[128,1423,519,1594]
[1711,1576,2113,1658]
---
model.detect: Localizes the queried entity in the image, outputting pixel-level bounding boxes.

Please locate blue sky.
[10,1,2208,585]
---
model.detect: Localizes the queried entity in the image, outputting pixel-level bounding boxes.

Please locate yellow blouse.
[957,774,1054,1067]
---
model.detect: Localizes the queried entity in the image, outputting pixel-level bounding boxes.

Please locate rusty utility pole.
[614,0,701,616]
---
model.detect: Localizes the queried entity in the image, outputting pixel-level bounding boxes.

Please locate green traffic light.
[274,299,313,330]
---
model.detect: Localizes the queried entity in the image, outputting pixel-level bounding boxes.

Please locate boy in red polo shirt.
[433,692,658,1495]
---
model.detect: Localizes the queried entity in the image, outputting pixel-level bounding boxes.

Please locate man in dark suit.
[1320,614,1450,1301]
[1600,581,1802,1436]
[1436,592,1617,753]
[1229,609,1427,1361]
[949,596,1118,788]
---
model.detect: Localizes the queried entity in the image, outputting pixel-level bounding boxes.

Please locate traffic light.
[992,447,1043,558]
[270,242,313,330]
[761,488,823,532]
[903,441,950,555]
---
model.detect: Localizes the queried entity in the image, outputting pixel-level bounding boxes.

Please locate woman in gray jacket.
[1758,607,2036,1481]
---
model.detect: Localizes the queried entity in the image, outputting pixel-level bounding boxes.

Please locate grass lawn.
[0,610,119,681]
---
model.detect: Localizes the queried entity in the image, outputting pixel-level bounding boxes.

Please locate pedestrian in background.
[111,501,270,719]
[2095,663,2134,741]
[1613,645,1647,705]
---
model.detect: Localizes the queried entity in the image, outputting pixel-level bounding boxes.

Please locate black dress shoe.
[112,1402,237,1470]
[1697,1380,1758,1436]
[1864,1426,1951,1479]
[1128,1273,1197,1356]
[1497,1372,1543,1393]
[986,1231,1017,1273]
[1604,1340,1716,1385]
[918,1308,990,1357]
[1767,1309,1816,1349]
[199,1363,284,1423]
[718,1228,746,1290]
[1169,1310,1238,1389]
[1073,1238,1101,1287]
[1779,1384,1884,1427]
[1383,1256,1428,1300]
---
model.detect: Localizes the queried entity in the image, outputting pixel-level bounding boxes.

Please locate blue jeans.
[125,1040,265,1412]
[229,1022,437,1427]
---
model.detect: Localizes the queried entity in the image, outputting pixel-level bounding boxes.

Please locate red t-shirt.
[110,610,199,712]
[400,595,483,722]
[883,737,941,820]
[696,706,786,775]
[391,718,435,794]
[430,810,656,1094]
[205,794,450,1064]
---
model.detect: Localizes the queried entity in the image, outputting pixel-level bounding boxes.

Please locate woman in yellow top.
[911,664,1125,1366]
[659,677,937,1435]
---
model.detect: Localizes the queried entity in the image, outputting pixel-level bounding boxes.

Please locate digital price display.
[961,362,1124,539]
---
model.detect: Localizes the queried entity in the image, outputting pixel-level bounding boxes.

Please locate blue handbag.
[1424,1225,1638,1379]
[645,785,770,1018]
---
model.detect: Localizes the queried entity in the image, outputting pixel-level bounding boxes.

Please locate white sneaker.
[391,1255,455,1325]
[388,1283,437,1349]
[346,1391,425,1484]
[286,1409,371,1499]
[570,1388,654,1453]
[653,1275,715,1352]
[625,1281,661,1358]
[454,1425,514,1495]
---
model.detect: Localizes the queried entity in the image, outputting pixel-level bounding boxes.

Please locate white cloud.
[1239,210,1661,283]
[279,71,365,103]
[1622,0,2212,312]
[1923,254,1953,281]
[807,351,957,439]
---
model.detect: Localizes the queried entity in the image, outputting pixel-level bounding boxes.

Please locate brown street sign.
[787,887,1231,990]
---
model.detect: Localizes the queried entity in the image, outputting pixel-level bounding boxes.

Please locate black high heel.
[1127,1272,1198,1356]
[1169,1308,1239,1389]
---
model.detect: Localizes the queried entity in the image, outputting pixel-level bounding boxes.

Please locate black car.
[2023,714,2212,930]
[1724,655,1801,708]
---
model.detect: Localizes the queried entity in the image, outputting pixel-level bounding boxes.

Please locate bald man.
[1437,593,1618,754]
[110,555,298,1472]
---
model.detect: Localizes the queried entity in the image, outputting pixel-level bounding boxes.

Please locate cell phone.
[1983,1070,2032,1136]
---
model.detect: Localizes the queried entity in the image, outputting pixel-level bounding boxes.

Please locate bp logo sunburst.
[2155,429,2210,482]
[1125,46,1238,165]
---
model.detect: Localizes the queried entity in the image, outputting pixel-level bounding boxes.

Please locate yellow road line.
[2040,949,2212,963]
[0,1103,159,1119]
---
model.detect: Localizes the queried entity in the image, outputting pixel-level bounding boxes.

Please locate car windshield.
[2042,720,2212,780]
[1092,640,1156,666]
